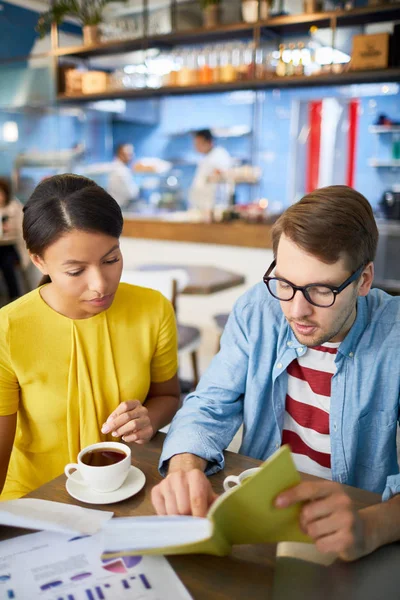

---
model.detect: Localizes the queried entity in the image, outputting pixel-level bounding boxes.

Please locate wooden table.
[138,264,246,295]
[1,434,399,600]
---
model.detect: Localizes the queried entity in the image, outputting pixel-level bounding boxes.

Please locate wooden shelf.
[55,3,400,59]
[368,159,400,167]
[57,68,400,103]
[369,125,400,133]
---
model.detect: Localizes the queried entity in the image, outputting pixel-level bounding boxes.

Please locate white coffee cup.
[64,441,131,493]
[223,467,261,492]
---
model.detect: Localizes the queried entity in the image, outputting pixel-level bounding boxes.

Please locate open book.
[101,445,311,559]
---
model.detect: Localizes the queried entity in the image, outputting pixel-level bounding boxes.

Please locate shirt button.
[333,423,338,432]
[349,352,354,358]
[276,442,280,449]
[277,362,283,369]
[287,341,292,347]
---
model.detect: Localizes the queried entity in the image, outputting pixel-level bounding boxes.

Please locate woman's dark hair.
[0,177,11,206]
[23,174,123,286]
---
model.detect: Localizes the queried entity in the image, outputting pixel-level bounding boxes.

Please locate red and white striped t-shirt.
[282,342,340,480]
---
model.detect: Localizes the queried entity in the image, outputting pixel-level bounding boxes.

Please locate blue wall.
[0,1,399,210]
[112,84,400,210]
[0,1,80,58]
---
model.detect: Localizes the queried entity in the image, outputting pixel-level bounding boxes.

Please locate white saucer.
[66,466,146,505]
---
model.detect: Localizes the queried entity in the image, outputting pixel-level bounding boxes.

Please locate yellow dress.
[0,283,178,501]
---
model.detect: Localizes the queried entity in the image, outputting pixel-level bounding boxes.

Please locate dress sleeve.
[150,295,178,383]
[0,313,20,415]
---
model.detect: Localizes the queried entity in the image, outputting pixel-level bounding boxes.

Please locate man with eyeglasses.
[152,185,400,561]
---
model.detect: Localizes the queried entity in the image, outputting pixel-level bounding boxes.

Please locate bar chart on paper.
[0,531,192,600]
[53,575,152,600]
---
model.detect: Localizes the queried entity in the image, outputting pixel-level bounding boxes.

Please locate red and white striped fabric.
[282,342,340,479]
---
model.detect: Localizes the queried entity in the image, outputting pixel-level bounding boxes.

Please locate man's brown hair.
[272,185,378,272]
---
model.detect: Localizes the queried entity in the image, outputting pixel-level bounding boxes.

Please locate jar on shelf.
[245,42,256,80]
[177,50,192,86]
[236,42,255,81]
[165,50,181,87]
[255,46,265,79]
[187,50,199,86]
[220,44,236,83]
[198,47,213,85]
[231,43,242,81]
[207,45,220,84]
[262,49,276,79]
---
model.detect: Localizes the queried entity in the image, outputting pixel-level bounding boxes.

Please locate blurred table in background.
[138,264,245,295]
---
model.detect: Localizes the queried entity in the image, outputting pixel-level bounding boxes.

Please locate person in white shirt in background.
[189,129,232,218]
[107,143,140,209]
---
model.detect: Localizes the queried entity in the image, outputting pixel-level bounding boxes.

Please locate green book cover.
[101,445,311,559]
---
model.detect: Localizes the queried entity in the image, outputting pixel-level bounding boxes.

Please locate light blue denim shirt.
[160,284,400,500]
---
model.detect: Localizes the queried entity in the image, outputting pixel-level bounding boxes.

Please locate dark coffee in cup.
[81,448,127,467]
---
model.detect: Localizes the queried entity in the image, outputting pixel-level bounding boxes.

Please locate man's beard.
[288,295,358,348]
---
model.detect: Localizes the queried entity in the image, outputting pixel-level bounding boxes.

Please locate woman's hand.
[101,400,154,444]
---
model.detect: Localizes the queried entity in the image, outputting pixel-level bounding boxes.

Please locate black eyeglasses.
[263,260,365,308]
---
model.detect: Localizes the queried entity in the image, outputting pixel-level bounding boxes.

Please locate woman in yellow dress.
[0,174,180,500]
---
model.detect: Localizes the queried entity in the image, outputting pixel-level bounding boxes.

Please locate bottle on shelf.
[245,42,256,80]
[220,44,236,83]
[255,46,265,80]
[187,49,199,86]
[294,42,305,76]
[286,43,295,76]
[276,44,287,77]
[198,47,213,85]
[305,40,320,76]
[177,50,192,86]
[210,44,222,84]
[231,43,243,81]
[168,51,181,86]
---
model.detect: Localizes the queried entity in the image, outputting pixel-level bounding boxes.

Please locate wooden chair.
[213,312,230,352]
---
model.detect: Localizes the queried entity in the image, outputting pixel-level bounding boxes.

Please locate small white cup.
[223,467,261,492]
[64,441,131,493]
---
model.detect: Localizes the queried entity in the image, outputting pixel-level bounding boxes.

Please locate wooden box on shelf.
[350,32,390,71]
[64,68,84,95]
[81,71,109,95]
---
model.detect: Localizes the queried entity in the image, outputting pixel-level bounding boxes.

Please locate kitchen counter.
[122,216,273,249]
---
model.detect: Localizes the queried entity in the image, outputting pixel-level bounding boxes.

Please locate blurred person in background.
[0,178,28,301]
[107,143,139,209]
[189,129,232,217]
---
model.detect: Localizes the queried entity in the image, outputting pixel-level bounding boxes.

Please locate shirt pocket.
[356,408,398,470]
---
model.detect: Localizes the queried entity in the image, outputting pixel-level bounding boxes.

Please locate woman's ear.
[358,262,374,297]
[29,252,47,275]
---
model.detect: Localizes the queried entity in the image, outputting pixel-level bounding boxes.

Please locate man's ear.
[29,252,48,275]
[358,262,374,297]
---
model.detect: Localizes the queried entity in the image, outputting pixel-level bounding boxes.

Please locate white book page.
[0,498,114,535]
[102,516,212,551]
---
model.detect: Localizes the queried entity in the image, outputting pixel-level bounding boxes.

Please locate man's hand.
[275,480,372,561]
[151,468,218,517]
[102,400,153,444]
